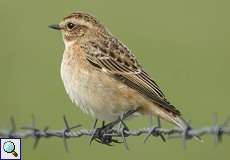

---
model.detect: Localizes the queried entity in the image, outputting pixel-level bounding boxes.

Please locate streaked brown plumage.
[49,11,191,130]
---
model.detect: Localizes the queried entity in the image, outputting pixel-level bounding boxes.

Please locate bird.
[49,11,194,139]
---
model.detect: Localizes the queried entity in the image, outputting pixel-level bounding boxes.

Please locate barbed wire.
[0,113,230,151]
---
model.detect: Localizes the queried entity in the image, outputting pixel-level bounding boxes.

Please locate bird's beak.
[48,24,62,30]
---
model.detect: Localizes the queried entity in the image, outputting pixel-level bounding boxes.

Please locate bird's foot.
[89,109,139,145]
[89,121,122,145]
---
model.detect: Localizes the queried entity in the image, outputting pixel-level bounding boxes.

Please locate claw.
[89,109,138,146]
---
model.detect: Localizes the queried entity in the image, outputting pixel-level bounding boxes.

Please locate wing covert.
[83,39,181,115]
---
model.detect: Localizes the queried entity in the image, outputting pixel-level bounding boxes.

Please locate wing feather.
[83,39,181,115]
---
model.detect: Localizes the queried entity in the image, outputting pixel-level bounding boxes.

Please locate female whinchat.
[49,11,195,137]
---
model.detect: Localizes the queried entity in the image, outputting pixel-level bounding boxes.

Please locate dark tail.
[173,115,203,142]
[158,109,203,142]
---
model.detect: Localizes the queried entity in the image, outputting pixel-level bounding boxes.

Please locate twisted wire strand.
[0,113,230,150]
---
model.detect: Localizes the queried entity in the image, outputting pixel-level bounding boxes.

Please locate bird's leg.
[102,120,105,128]
[89,118,115,145]
[92,119,98,129]
[90,108,139,145]
[104,108,139,130]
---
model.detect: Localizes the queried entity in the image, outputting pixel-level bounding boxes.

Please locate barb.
[0,114,230,150]
[62,115,81,152]
[144,115,166,143]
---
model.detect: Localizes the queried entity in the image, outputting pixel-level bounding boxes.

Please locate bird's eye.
[66,23,75,30]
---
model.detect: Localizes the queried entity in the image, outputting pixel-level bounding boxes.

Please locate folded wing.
[83,38,181,116]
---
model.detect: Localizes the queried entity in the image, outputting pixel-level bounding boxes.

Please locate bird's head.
[49,11,107,46]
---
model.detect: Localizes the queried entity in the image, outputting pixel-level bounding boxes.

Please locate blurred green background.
[0,0,229,159]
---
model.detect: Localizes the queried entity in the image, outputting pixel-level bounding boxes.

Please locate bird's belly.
[61,60,141,121]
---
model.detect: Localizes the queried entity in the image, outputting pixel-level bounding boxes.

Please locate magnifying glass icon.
[3,141,18,157]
